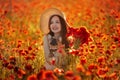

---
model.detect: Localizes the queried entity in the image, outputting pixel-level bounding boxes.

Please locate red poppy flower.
[80,57,87,65]
[88,63,98,73]
[105,50,112,56]
[42,70,58,80]
[73,75,81,80]
[69,49,79,55]
[37,70,44,80]
[24,56,31,60]
[9,56,16,65]
[25,63,33,72]
[2,60,9,67]
[19,49,26,56]
[76,64,85,73]
[65,71,74,80]
[8,74,15,80]
[17,69,26,79]
[28,46,32,51]
[97,56,106,64]
[27,74,37,80]
[7,64,14,70]
[109,72,118,79]
[85,70,92,76]
[97,67,108,78]
[54,68,64,76]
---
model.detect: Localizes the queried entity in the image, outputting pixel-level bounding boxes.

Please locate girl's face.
[50,16,61,34]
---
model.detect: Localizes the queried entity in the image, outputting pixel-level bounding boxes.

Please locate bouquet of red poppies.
[67,26,90,49]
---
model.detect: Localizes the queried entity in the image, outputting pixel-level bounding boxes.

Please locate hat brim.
[40,8,65,34]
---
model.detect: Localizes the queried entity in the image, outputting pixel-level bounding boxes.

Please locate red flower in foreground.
[65,71,81,80]
[37,70,44,80]
[65,71,74,80]
[27,74,37,80]
[42,70,58,80]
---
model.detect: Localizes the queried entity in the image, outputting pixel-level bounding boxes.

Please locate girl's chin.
[52,31,60,33]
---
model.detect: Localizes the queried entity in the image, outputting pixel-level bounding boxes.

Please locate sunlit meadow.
[0,0,120,80]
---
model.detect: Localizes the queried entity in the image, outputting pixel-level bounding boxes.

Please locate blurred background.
[0,0,120,79]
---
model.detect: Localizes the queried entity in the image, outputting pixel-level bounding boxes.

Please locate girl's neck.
[54,32,60,38]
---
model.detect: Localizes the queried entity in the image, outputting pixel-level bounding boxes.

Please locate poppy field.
[0,0,120,80]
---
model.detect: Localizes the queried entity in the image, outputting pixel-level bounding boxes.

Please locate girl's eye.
[56,21,60,23]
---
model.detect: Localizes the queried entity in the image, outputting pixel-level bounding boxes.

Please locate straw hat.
[40,8,66,34]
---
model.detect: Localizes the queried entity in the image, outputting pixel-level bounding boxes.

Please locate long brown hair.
[48,14,69,48]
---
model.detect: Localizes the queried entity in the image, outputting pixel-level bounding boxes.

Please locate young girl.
[40,8,69,70]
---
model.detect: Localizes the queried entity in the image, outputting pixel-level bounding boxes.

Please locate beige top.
[43,34,65,70]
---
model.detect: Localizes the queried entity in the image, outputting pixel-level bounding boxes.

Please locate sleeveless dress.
[43,34,65,70]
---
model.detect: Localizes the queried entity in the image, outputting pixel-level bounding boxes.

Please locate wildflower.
[73,75,81,80]
[24,56,31,60]
[15,68,26,79]
[17,40,24,48]
[109,72,118,79]
[69,49,79,55]
[19,49,26,56]
[65,71,74,80]
[116,58,120,64]
[9,74,15,80]
[43,70,58,80]
[14,66,19,73]
[85,70,92,76]
[18,69,26,78]
[76,64,85,73]
[80,57,87,65]
[27,74,37,80]
[7,64,14,70]
[110,44,116,51]
[97,56,106,64]
[105,50,112,56]
[54,68,64,76]
[25,63,33,72]
[2,59,9,67]
[88,63,98,73]
[9,56,16,65]
[97,67,108,78]
[28,46,32,51]
[37,70,44,80]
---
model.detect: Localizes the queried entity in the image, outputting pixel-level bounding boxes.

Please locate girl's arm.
[43,35,51,64]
